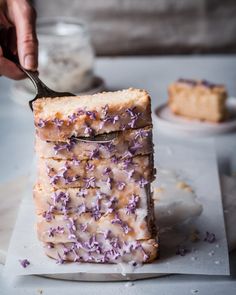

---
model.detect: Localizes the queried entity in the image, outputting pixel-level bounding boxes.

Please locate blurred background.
[35,0,236,56]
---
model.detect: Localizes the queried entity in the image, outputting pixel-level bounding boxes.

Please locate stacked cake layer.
[33,88,158,264]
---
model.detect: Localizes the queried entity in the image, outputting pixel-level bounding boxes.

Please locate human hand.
[0,0,38,79]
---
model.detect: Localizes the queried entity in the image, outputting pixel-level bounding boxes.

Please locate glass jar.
[36,17,94,92]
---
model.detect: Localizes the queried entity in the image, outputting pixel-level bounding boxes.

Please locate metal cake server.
[0,38,118,143]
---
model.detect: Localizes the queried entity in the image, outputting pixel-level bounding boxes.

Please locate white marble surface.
[1,55,236,294]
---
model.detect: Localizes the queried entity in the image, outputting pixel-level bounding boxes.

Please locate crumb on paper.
[176,181,193,192]
[189,229,200,242]
[191,289,199,294]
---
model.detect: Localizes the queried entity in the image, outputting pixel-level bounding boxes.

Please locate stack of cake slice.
[33,88,158,264]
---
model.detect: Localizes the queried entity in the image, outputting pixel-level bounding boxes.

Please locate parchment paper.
[3,138,230,276]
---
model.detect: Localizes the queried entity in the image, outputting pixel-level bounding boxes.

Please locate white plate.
[154,98,236,137]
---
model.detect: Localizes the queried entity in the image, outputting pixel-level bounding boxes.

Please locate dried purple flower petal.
[125,194,139,215]
[79,223,88,232]
[84,177,96,188]
[178,78,197,86]
[137,177,149,188]
[77,108,85,116]
[103,167,111,175]
[84,124,94,136]
[19,259,30,268]
[134,129,149,140]
[76,203,86,215]
[129,142,143,154]
[117,181,126,191]
[89,148,100,160]
[76,188,88,198]
[72,156,81,166]
[56,252,65,264]
[126,107,141,128]
[91,205,101,221]
[101,142,115,153]
[86,111,97,120]
[37,118,46,128]
[101,104,109,117]
[127,169,135,180]
[111,155,119,164]
[105,177,113,190]
[111,213,131,234]
[85,162,95,171]
[176,245,189,256]
[68,113,77,124]
[204,232,216,243]
[52,118,64,129]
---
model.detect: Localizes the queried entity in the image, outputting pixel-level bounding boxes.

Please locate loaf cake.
[168,79,227,122]
[33,88,158,264]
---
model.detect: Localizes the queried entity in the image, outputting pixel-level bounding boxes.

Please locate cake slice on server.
[33,88,152,141]
[32,88,158,264]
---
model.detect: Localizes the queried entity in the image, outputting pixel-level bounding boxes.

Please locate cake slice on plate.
[168,79,227,122]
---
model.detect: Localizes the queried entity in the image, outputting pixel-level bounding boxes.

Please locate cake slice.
[33,88,152,141]
[43,239,158,263]
[35,127,153,160]
[168,79,227,122]
[34,183,151,217]
[37,155,154,190]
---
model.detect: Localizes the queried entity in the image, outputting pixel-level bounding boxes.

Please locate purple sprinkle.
[204,232,216,243]
[37,118,46,128]
[176,245,189,256]
[116,181,126,191]
[86,111,97,120]
[19,259,30,268]
[125,194,139,215]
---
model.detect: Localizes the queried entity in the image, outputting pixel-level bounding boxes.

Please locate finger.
[10,1,38,70]
[0,55,25,80]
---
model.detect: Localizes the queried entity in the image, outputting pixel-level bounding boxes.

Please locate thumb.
[11,2,38,70]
